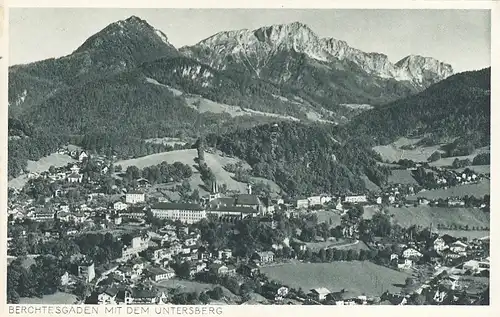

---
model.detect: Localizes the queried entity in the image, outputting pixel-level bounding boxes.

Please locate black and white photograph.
[5,6,492,308]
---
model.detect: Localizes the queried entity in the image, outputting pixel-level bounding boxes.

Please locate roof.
[210,197,236,207]
[235,194,260,206]
[131,288,156,298]
[104,287,119,297]
[68,173,81,178]
[147,267,172,275]
[209,206,258,214]
[440,234,457,244]
[152,202,204,211]
[127,191,144,195]
[311,287,331,295]
[257,251,275,256]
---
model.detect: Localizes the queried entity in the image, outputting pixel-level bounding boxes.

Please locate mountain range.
[9,16,453,122]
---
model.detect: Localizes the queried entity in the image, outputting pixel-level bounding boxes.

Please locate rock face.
[182,21,453,88]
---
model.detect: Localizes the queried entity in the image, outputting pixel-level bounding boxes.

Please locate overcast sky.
[9,8,491,72]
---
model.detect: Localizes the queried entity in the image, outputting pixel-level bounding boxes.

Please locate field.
[8,153,77,189]
[437,230,489,239]
[154,278,238,301]
[315,210,343,227]
[260,260,411,297]
[387,170,418,185]
[429,147,490,167]
[116,149,281,196]
[407,180,490,199]
[19,292,78,304]
[454,165,490,175]
[373,137,442,163]
[382,206,490,228]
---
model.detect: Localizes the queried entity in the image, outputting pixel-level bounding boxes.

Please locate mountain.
[341,67,491,148]
[181,21,453,91]
[9,16,179,115]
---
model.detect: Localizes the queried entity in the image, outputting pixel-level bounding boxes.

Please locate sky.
[9,8,491,72]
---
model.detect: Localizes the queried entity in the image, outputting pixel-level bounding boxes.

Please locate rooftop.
[235,194,260,206]
[152,202,204,211]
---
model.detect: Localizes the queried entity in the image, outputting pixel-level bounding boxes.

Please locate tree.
[428,151,441,162]
[199,292,210,304]
[405,277,415,287]
[210,287,224,300]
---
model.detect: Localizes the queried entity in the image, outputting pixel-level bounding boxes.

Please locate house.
[433,237,450,252]
[121,236,149,260]
[254,251,274,264]
[207,206,259,221]
[98,287,120,305]
[72,260,95,283]
[402,247,423,259]
[449,241,468,254]
[209,264,229,276]
[125,191,145,204]
[397,258,413,270]
[390,253,399,261]
[239,262,259,277]
[70,164,80,174]
[218,249,233,260]
[310,287,331,301]
[67,173,83,183]
[307,196,322,206]
[60,271,70,286]
[113,201,128,211]
[147,267,175,282]
[79,151,89,162]
[343,195,367,204]
[296,198,309,209]
[125,288,157,305]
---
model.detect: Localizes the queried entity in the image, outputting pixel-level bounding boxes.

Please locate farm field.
[437,230,489,239]
[8,153,77,189]
[387,170,418,185]
[407,180,490,199]
[19,292,78,304]
[373,137,442,163]
[384,206,489,228]
[116,149,280,196]
[260,260,411,297]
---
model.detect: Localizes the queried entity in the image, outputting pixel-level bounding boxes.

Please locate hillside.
[115,149,281,195]
[204,121,389,197]
[343,68,491,148]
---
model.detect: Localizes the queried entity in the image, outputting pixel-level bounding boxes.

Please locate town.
[7,144,490,306]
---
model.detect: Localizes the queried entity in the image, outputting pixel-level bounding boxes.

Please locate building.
[120,206,146,219]
[343,195,368,204]
[307,196,322,206]
[78,151,89,162]
[255,251,274,264]
[121,236,149,260]
[296,198,309,209]
[125,191,145,204]
[402,248,423,259]
[98,287,120,305]
[235,194,261,211]
[67,173,83,183]
[147,267,176,282]
[310,288,331,301]
[151,203,206,224]
[218,249,233,260]
[30,211,55,222]
[114,202,128,211]
[449,241,468,254]
[125,288,157,305]
[433,237,449,252]
[207,206,258,221]
[209,264,229,276]
[73,260,95,283]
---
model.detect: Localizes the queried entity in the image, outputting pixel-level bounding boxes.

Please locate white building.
[344,195,368,204]
[296,198,309,209]
[79,151,89,162]
[125,191,145,204]
[113,201,128,211]
[402,248,423,259]
[151,203,206,224]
